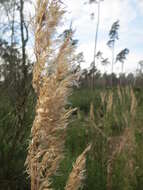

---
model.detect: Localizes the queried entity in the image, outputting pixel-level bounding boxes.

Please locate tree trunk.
[121,62,124,74]
[93,1,101,66]
[11,0,16,46]
[111,44,115,87]
[92,1,101,90]
[20,0,28,83]
[9,0,29,160]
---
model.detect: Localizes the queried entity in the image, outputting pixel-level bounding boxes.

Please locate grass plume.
[106,87,137,190]
[25,1,76,189]
[65,145,91,190]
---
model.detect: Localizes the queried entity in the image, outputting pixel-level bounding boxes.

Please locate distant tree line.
[78,67,143,89]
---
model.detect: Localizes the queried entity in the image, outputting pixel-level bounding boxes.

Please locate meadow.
[0,0,143,189]
[0,86,143,190]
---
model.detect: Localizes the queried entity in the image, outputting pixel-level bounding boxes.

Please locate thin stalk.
[111,44,115,74]
[121,62,124,74]
[11,0,16,46]
[93,1,100,66]
[111,43,115,87]
[92,1,101,90]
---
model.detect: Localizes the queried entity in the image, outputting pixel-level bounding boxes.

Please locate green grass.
[0,87,143,190]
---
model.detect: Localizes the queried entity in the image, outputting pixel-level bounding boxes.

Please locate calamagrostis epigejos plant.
[89,102,95,121]
[25,0,78,189]
[107,87,137,190]
[65,145,91,190]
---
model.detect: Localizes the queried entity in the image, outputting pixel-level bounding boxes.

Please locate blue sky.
[63,0,143,74]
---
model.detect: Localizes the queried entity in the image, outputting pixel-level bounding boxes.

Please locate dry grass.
[107,127,135,190]
[89,102,95,121]
[106,91,113,113]
[65,145,91,190]
[25,1,77,189]
[106,87,137,190]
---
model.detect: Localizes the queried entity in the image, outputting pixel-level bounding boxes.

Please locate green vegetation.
[0,86,143,190]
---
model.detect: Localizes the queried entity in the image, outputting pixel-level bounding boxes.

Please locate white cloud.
[136,0,143,14]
